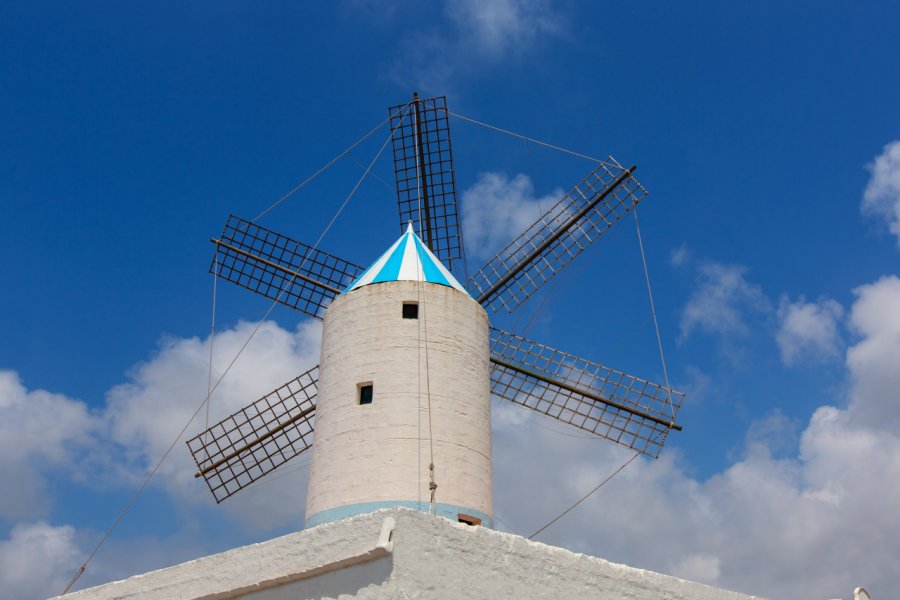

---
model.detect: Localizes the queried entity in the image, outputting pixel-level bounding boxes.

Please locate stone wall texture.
[306,280,493,526]
[56,508,767,600]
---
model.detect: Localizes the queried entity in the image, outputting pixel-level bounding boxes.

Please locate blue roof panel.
[343,223,469,296]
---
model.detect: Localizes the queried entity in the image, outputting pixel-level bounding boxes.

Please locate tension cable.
[60,108,410,595]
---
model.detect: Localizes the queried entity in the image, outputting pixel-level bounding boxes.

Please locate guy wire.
[527,449,642,541]
[60,109,409,596]
[444,107,603,164]
[252,114,393,222]
[632,208,676,420]
[204,252,218,449]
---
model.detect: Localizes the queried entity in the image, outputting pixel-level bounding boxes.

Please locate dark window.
[458,514,482,526]
[358,384,373,405]
[402,302,419,319]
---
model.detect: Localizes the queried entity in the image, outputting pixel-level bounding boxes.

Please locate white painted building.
[52,227,865,599]
[307,224,493,528]
[53,508,768,600]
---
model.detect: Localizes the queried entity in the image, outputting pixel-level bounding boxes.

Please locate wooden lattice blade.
[469,158,647,313]
[186,366,319,502]
[211,215,364,321]
[389,95,463,271]
[489,327,683,459]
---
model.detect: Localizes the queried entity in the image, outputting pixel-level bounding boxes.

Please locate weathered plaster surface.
[56,508,767,600]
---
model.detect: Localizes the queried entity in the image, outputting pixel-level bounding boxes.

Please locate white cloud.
[0,319,323,595]
[776,295,844,366]
[845,275,900,430]
[446,0,562,58]
[492,274,900,599]
[0,319,321,529]
[862,140,900,247]
[745,409,800,458]
[679,262,770,341]
[389,0,563,90]
[0,522,84,600]
[0,520,241,599]
[103,319,322,524]
[669,553,721,583]
[0,372,96,519]
[4,273,900,598]
[669,244,690,267]
[462,171,560,259]
[679,366,712,405]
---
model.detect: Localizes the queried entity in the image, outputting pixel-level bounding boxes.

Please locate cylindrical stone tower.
[306,225,493,528]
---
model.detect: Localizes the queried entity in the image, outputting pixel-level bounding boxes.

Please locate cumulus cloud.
[389,0,563,90]
[0,522,84,600]
[0,319,321,527]
[776,295,844,366]
[669,244,690,267]
[447,0,562,58]
[4,272,899,599]
[462,171,559,259]
[845,275,900,430]
[0,319,323,596]
[744,409,800,459]
[0,372,96,519]
[862,140,900,247]
[679,262,770,341]
[0,520,241,600]
[669,553,721,583]
[493,275,900,599]
[103,319,322,525]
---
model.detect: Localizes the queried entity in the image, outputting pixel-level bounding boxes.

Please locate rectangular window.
[457,514,482,526]
[402,302,419,319]
[358,383,373,405]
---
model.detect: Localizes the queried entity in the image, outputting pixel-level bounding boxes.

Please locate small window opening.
[358,383,373,405]
[402,302,419,319]
[458,514,482,527]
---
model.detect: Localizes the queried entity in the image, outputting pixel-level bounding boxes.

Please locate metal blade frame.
[489,327,683,458]
[469,158,648,313]
[212,215,363,320]
[389,95,463,269]
[186,366,319,503]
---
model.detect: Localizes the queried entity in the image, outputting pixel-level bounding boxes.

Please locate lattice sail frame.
[489,328,683,458]
[389,95,463,270]
[212,215,363,320]
[187,366,319,502]
[469,158,647,313]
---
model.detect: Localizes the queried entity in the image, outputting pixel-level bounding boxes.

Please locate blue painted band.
[306,500,493,529]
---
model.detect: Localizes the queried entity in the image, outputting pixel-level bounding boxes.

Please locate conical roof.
[343,223,469,295]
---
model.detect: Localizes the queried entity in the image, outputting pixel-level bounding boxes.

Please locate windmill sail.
[469,158,647,313]
[211,215,363,320]
[389,94,463,270]
[489,328,682,458]
[189,96,685,508]
[187,366,319,502]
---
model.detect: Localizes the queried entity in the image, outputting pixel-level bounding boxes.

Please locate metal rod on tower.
[412,92,435,249]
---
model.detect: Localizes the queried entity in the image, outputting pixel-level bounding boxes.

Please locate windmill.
[187,93,684,529]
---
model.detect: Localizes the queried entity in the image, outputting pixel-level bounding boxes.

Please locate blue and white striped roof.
[344,223,469,296]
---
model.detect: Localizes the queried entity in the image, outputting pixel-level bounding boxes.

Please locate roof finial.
[406,221,414,233]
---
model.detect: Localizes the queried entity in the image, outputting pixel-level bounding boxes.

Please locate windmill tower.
[186,93,685,530]
[60,94,784,600]
[306,224,493,527]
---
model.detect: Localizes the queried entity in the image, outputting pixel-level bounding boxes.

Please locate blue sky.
[1,2,899,598]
